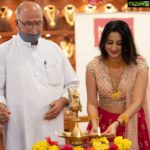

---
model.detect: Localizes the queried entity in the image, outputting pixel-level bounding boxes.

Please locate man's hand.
[0,103,10,124]
[44,97,69,120]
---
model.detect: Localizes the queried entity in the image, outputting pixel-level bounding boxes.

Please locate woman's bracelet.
[119,113,129,124]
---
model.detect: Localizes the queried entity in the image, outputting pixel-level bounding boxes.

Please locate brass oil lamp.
[58,88,100,145]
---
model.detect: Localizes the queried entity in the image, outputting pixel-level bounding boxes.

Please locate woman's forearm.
[117,101,142,125]
[87,103,99,125]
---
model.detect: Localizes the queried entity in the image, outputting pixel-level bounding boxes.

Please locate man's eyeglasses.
[18,19,43,29]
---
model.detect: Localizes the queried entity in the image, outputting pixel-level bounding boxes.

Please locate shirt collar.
[16,34,40,48]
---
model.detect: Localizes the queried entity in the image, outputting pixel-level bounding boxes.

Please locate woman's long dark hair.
[99,20,138,65]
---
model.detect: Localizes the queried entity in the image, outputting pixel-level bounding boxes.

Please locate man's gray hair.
[16,4,22,19]
[16,2,43,19]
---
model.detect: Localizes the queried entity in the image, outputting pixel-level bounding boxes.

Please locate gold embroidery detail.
[107,59,125,100]
[111,90,122,100]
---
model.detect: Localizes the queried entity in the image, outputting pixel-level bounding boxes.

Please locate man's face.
[17,9,43,35]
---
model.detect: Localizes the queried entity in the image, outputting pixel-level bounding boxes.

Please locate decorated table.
[32,89,132,150]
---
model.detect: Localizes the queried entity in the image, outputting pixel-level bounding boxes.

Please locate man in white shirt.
[0,2,79,150]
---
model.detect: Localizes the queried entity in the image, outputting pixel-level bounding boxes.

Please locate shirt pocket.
[34,58,62,86]
[45,64,62,85]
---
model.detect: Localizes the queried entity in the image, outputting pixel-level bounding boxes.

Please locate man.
[0,2,79,150]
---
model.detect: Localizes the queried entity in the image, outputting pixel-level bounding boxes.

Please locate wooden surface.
[0,134,4,150]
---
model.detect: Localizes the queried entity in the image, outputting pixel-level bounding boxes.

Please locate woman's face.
[105,32,122,59]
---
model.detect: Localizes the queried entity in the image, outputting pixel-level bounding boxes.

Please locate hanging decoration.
[63,4,76,26]
[44,5,59,28]
[104,3,118,12]
[0,6,8,19]
[0,6,13,32]
[60,37,75,58]
[84,4,97,13]
[0,6,13,19]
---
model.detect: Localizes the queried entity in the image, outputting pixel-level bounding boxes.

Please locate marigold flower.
[73,146,84,150]
[114,136,132,150]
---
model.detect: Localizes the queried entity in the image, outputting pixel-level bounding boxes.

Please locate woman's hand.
[90,124,99,134]
[101,121,119,138]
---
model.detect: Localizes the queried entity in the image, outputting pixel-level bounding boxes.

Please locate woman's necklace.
[107,60,124,100]
[106,59,124,68]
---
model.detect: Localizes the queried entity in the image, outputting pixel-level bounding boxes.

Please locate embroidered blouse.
[87,55,148,107]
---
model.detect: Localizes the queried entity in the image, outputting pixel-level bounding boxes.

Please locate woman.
[86,20,150,150]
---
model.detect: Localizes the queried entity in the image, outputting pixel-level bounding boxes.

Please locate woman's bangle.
[89,114,99,121]
[119,113,129,124]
